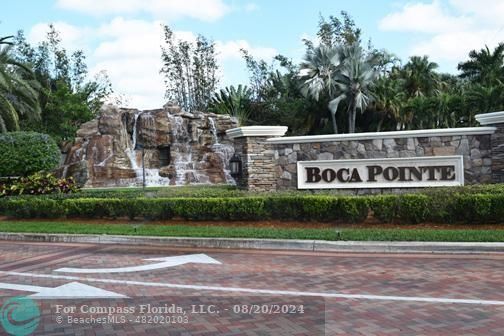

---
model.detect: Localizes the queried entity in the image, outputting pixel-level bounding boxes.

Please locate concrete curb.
[0,232,503,254]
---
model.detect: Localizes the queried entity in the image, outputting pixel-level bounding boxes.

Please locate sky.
[2,0,504,109]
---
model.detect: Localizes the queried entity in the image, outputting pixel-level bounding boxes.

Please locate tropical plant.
[0,36,40,132]
[370,77,405,131]
[209,85,253,126]
[401,56,440,97]
[458,43,504,85]
[335,44,379,133]
[299,45,341,132]
[299,43,378,133]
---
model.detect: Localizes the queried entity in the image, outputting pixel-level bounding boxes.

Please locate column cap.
[476,111,504,125]
[226,126,288,139]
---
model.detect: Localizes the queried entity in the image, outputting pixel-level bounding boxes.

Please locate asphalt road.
[0,241,502,335]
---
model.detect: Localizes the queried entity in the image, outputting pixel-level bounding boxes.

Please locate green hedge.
[1,193,503,224]
[0,132,60,177]
[0,196,368,222]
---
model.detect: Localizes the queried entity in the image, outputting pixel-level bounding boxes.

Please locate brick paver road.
[0,241,502,335]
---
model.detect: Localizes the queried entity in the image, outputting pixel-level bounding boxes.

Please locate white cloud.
[379,1,471,34]
[216,40,277,61]
[56,0,230,22]
[449,0,504,25]
[379,0,504,70]
[411,30,504,62]
[27,17,277,109]
[28,21,93,52]
[244,3,259,12]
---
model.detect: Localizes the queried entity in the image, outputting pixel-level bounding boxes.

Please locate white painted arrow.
[0,281,127,299]
[54,254,221,274]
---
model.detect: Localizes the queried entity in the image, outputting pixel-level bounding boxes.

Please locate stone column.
[226,126,288,192]
[476,111,504,183]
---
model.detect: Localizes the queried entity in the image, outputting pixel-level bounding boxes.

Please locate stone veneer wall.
[274,134,492,191]
[491,123,504,183]
[233,136,277,192]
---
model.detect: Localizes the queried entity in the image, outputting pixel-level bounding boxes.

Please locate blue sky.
[2,0,504,108]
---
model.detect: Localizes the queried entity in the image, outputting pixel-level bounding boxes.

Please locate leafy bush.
[1,192,503,224]
[0,172,79,197]
[0,132,60,177]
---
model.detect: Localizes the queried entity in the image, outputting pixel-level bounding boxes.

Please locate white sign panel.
[297,156,464,189]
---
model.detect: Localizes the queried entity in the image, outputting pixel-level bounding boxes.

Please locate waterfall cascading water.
[208,117,219,144]
[123,110,237,187]
[127,112,141,172]
[59,105,239,188]
[168,113,201,185]
[208,116,236,184]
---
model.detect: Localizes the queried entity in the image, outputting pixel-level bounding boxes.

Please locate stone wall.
[227,115,504,192]
[491,124,504,183]
[274,134,492,190]
[232,137,277,192]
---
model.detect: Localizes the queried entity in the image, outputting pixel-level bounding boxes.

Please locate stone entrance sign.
[297,156,464,189]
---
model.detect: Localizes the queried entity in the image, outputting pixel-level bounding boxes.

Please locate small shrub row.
[1,193,503,224]
[0,196,368,222]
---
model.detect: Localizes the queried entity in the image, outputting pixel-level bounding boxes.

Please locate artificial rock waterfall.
[59,104,238,187]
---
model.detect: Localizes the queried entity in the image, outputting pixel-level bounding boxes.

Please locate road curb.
[0,232,503,253]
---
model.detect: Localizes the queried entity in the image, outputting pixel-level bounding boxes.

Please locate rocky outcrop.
[58,104,238,187]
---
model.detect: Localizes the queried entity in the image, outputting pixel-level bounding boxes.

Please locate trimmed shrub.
[1,193,503,224]
[0,132,60,177]
[3,199,66,218]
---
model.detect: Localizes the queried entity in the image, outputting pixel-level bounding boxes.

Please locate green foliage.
[0,36,41,132]
[0,172,79,197]
[0,196,368,222]
[209,85,252,126]
[12,27,113,142]
[0,132,60,176]
[161,25,218,112]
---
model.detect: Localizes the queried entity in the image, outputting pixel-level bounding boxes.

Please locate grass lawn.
[0,221,502,242]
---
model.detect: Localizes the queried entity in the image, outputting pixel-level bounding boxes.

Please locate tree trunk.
[377,117,384,132]
[348,102,357,133]
[331,110,338,134]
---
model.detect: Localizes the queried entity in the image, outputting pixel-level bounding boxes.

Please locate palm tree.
[466,83,504,123]
[371,77,405,131]
[209,85,253,126]
[0,37,40,132]
[458,43,504,85]
[299,43,378,133]
[336,44,379,133]
[401,56,439,97]
[298,45,341,132]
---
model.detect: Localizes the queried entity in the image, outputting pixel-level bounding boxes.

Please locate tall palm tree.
[336,44,379,133]
[466,83,504,119]
[371,77,405,131]
[298,45,341,133]
[0,37,41,132]
[401,56,439,97]
[299,43,378,133]
[458,43,504,85]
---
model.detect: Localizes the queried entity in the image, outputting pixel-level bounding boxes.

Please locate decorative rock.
[470,148,482,159]
[59,104,238,187]
[317,152,334,160]
[281,171,292,180]
[433,146,456,156]
[287,152,297,163]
